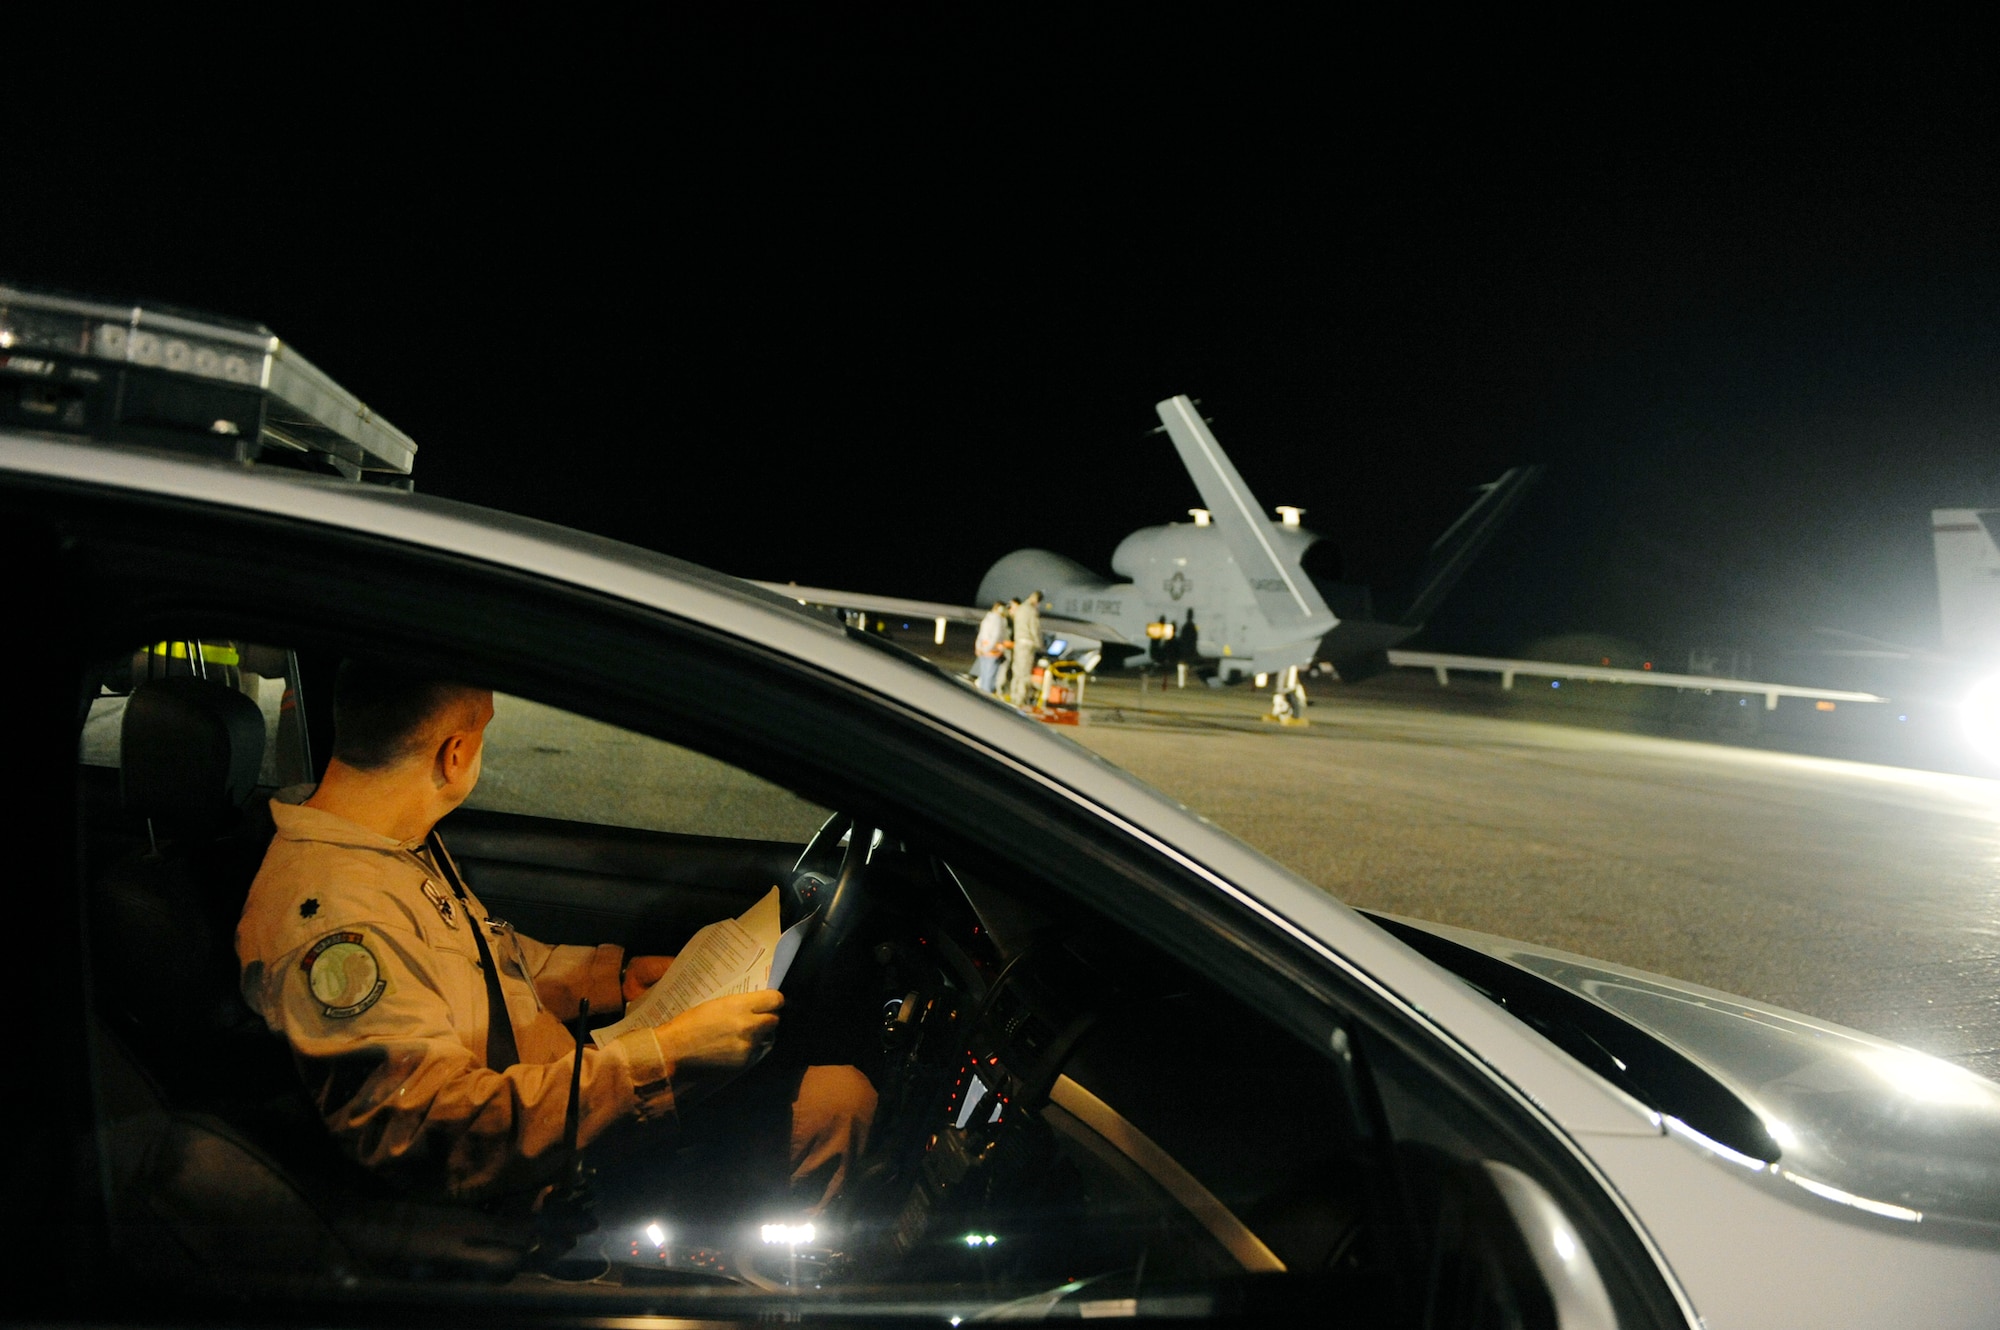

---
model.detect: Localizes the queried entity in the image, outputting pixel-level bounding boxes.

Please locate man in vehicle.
[236,662,875,1206]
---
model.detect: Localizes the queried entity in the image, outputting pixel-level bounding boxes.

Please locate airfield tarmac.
[1060,672,2000,1082]
[80,663,2000,1081]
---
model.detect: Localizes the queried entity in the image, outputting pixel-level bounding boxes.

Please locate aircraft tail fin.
[1396,465,1544,626]
[1933,509,2000,655]
[1154,395,1333,633]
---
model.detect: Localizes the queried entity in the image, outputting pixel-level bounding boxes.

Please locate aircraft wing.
[1154,395,1335,634]
[749,582,1128,648]
[1385,650,1888,709]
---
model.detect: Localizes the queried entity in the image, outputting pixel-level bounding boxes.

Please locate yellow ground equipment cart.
[1034,659,1088,725]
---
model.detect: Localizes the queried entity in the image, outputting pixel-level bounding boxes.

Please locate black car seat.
[90,676,290,1105]
[88,677,532,1284]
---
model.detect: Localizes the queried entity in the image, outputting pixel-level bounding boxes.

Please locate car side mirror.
[1482,1161,1619,1330]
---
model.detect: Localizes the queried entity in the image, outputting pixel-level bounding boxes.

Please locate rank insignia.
[301,931,386,1018]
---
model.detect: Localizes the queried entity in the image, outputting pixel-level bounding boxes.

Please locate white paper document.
[592,886,815,1048]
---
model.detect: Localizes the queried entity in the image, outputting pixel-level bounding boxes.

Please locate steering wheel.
[781,811,876,992]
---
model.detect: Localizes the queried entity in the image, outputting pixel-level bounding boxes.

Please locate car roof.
[5,429,1658,1141]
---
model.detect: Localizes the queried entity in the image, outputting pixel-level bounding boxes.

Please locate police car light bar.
[0,283,415,480]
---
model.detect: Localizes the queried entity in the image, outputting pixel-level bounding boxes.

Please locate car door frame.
[24,467,1692,1327]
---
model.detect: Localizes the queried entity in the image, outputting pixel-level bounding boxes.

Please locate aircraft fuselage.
[978,519,1330,678]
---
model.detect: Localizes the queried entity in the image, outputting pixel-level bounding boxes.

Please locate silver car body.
[14,431,2000,1328]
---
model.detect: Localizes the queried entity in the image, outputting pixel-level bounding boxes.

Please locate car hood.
[1378,914,2000,1234]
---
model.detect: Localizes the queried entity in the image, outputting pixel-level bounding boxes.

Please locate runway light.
[1551,680,1561,689]
[1962,673,2000,763]
[761,1222,816,1246]
[645,1222,666,1248]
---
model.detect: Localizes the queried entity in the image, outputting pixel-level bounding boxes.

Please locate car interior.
[74,632,1634,1326]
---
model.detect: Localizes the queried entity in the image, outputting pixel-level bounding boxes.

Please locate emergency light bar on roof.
[0,283,415,482]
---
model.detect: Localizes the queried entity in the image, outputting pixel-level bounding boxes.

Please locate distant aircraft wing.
[750,582,1127,649]
[1154,395,1335,634]
[1396,466,1544,625]
[1809,627,1954,665]
[1385,650,1888,709]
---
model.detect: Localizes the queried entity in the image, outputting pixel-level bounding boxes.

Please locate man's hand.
[652,990,784,1105]
[622,954,674,1004]
[790,1064,878,1214]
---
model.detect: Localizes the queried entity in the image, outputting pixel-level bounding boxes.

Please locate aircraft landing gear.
[1266,665,1309,726]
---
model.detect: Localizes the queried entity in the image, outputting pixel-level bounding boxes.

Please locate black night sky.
[12,16,2000,671]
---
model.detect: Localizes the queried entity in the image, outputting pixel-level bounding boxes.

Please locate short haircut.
[330,660,486,771]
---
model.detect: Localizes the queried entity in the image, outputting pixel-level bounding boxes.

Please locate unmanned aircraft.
[759,396,1535,692]
[760,394,1885,716]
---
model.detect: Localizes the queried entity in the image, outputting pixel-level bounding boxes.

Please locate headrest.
[121,677,266,838]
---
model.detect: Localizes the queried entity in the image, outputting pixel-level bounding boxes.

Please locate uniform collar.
[269,793,433,855]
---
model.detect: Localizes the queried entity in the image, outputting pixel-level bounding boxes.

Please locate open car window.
[79,651,1646,1326]
[465,691,832,840]
[79,639,309,788]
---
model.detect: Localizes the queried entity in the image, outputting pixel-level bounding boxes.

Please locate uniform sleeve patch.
[301,931,387,1018]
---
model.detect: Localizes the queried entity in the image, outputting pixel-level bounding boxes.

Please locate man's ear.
[434,732,466,788]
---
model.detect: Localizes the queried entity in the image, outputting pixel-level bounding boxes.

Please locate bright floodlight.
[1963,673,2000,764]
[645,1222,666,1248]
[761,1222,816,1246]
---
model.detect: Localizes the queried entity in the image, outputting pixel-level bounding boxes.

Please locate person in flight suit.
[237,663,874,1207]
[1007,590,1042,707]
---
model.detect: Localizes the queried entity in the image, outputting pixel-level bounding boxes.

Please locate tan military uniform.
[237,798,676,1201]
[1008,599,1041,705]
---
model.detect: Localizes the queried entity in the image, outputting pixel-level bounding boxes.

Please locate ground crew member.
[992,598,1021,699]
[237,662,874,1206]
[974,602,1007,693]
[1008,591,1043,707]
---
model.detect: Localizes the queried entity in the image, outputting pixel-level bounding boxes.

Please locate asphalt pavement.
[81,659,2000,1081]
[1062,672,2000,1082]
